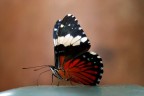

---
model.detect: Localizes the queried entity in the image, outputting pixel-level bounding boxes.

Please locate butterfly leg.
[51,74,54,85]
[57,80,60,86]
[70,80,74,85]
[36,70,50,86]
[68,77,74,86]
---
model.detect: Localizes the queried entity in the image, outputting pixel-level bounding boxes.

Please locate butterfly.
[49,14,104,86]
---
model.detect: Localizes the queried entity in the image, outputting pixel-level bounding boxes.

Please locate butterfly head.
[48,65,63,80]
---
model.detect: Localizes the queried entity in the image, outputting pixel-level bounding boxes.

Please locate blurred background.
[0,0,143,91]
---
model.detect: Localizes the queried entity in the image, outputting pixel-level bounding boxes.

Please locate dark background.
[0,0,143,91]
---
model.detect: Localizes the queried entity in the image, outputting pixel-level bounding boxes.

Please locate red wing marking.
[70,72,94,84]
[78,72,96,80]
[69,59,80,68]
[69,67,96,81]
[58,52,103,85]
[67,67,80,72]
[75,61,85,67]
[65,61,97,85]
[59,56,65,67]
[63,60,71,70]
[85,70,98,75]
[59,56,65,64]
[78,63,92,67]
[94,65,98,68]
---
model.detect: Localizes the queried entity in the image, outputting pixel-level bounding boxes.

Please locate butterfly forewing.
[53,14,91,68]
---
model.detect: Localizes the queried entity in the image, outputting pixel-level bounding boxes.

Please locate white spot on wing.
[67,14,72,16]
[62,34,71,44]
[71,36,81,44]
[100,73,103,76]
[101,67,103,70]
[63,35,73,46]
[90,51,96,55]
[53,39,56,46]
[83,55,86,58]
[54,28,57,31]
[72,40,80,46]
[78,27,82,30]
[60,24,64,28]
[68,24,71,26]
[58,36,64,44]
[81,37,87,43]
[97,56,101,58]
[53,39,57,46]
[97,79,101,82]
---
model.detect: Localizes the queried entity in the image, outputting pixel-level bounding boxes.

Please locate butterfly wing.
[62,51,103,85]
[53,19,62,68]
[53,14,91,68]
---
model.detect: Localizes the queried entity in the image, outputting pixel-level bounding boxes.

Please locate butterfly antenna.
[33,66,50,71]
[22,65,49,70]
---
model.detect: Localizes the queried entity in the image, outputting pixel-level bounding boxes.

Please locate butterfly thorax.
[49,66,63,80]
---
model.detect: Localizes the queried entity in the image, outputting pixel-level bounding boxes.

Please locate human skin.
[0,0,143,91]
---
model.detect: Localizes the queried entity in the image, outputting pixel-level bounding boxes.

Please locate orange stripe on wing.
[69,59,80,68]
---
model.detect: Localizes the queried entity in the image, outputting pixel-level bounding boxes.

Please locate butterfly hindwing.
[61,51,103,85]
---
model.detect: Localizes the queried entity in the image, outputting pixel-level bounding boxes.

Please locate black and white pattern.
[53,14,91,65]
[53,14,89,47]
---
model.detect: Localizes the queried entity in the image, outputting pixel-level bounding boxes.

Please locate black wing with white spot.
[53,14,91,67]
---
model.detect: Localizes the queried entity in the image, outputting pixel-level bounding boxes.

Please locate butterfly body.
[50,14,103,85]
